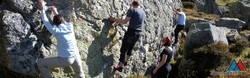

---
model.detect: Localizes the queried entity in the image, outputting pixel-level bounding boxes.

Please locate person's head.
[53,14,65,26]
[161,36,172,46]
[131,0,140,8]
[176,9,182,12]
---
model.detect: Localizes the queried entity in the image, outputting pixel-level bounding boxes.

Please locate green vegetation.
[182,0,220,20]
[240,48,250,59]
[240,30,250,35]
[230,37,249,56]
[127,75,150,78]
[182,41,233,77]
[184,9,219,20]
[216,0,238,6]
[183,1,196,9]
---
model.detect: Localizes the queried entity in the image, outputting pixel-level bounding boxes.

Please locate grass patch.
[127,75,150,78]
[216,0,238,6]
[240,30,250,35]
[183,41,233,77]
[230,36,249,56]
[237,48,250,59]
[184,9,219,20]
[183,1,196,9]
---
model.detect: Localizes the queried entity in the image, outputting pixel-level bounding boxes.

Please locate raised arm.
[50,6,59,15]
[109,16,131,24]
[38,0,57,35]
[109,9,132,25]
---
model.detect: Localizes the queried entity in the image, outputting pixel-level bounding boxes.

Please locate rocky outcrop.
[179,21,237,78]
[217,6,230,17]
[185,18,210,32]
[179,41,232,77]
[195,0,218,14]
[184,22,230,52]
[215,18,245,31]
[0,10,42,75]
[0,0,182,77]
[229,0,250,29]
[6,0,34,14]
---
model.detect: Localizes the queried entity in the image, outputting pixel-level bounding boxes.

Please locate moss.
[240,48,250,59]
[216,0,238,6]
[127,75,150,78]
[184,41,233,77]
[240,30,250,35]
[230,37,249,56]
[183,1,196,9]
[184,9,219,20]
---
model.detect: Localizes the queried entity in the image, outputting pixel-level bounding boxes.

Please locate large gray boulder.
[215,18,245,31]
[7,0,34,14]
[184,22,229,52]
[217,5,230,17]
[195,0,218,14]
[229,0,250,29]
[0,10,42,75]
[185,18,210,32]
[181,22,233,77]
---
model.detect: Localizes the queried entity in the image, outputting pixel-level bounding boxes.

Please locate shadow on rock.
[86,19,117,78]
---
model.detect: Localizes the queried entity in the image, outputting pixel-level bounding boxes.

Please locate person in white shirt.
[37,0,85,78]
[173,9,186,45]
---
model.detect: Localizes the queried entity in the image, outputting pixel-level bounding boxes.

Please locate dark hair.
[164,41,172,46]
[132,1,140,6]
[176,9,181,12]
[53,14,65,26]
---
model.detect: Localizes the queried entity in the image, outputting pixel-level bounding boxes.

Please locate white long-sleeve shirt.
[40,10,78,58]
[177,12,186,25]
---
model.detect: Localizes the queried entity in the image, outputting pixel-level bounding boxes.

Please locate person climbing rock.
[152,36,173,78]
[173,9,186,45]
[108,0,146,72]
[37,0,85,78]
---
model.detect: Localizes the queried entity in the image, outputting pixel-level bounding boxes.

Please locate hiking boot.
[113,66,123,72]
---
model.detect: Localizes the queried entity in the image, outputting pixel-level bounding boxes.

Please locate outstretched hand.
[50,6,59,15]
[108,16,116,22]
[38,0,46,10]
[153,68,157,74]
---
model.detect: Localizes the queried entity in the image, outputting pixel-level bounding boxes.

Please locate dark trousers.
[174,25,184,44]
[119,28,141,64]
[152,64,172,78]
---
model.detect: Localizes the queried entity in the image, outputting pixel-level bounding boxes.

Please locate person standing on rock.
[108,0,146,72]
[152,36,173,78]
[173,9,186,45]
[37,0,85,78]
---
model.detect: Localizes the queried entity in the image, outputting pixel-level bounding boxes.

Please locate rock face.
[229,0,250,29]
[184,22,230,52]
[215,18,245,31]
[7,0,34,14]
[195,0,218,14]
[185,18,210,32]
[0,0,182,77]
[0,10,41,75]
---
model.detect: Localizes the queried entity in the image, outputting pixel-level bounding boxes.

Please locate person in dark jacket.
[109,0,146,72]
[153,36,173,78]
